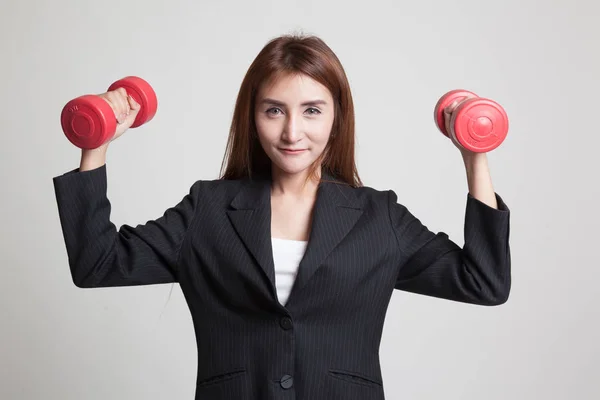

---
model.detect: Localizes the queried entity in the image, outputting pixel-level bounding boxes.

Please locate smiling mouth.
[279,148,307,154]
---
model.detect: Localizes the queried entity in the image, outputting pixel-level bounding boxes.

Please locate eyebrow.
[259,98,328,107]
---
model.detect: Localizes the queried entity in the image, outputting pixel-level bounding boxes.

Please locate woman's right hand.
[98,88,141,143]
[79,89,141,170]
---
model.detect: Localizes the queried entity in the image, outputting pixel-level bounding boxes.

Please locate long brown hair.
[219,33,362,187]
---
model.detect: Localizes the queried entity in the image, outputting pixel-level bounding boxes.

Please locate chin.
[275,165,310,175]
[271,159,313,176]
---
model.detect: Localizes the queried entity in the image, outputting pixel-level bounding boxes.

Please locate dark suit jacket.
[53,163,511,400]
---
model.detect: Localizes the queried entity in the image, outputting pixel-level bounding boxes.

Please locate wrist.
[462,151,486,167]
[80,143,108,171]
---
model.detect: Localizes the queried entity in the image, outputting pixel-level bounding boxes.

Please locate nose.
[282,115,302,142]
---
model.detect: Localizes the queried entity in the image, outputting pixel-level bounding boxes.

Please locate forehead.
[258,72,332,102]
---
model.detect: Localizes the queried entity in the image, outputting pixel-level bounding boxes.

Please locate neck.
[270,166,321,198]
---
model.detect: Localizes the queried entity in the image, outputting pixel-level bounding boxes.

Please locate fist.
[443,94,477,154]
[98,88,141,142]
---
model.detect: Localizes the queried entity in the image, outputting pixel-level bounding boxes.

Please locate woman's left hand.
[443,94,497,208]
[443,95,479,158]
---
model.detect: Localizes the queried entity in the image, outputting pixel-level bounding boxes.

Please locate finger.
[444,98,461,116]
[120,95,142,126]
[444,109,451,135]
[124,93,131,115]
[112,88,129,116]
[118,88,130,115]
[444,102,457,135]
[443,94,477,136]
[106,91,126,121]
[105,93,124,124]
[444,93,476,115]
[127,94,141,112]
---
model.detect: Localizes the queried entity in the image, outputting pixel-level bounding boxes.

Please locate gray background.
[1,0,599,398]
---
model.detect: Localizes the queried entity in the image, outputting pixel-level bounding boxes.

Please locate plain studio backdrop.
[1,0,599,399]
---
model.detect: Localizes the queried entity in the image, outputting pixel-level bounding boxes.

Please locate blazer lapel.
[288,174,363,304]
[226,178,277,297]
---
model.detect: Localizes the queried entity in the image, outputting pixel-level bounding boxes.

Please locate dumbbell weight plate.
[450,97,509,153]
[107,76,158,128]
[60,94,117,149]
[433,89,478,137]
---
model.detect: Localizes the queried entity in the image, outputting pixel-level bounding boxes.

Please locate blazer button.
[280,316,293,330]
[280,374,293,389]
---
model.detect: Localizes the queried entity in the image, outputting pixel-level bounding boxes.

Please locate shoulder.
[325,181,400,211]
[191,177,245,190]
[355,184,408,210]
[185,177,263,210]
[187,177,246,198]
[350,184,390,202]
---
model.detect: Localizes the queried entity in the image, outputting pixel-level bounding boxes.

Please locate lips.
[280,148,306,154]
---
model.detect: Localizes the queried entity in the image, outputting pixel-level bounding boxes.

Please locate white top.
[271,237,308,306]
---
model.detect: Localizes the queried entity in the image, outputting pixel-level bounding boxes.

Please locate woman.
[53,34,511,400]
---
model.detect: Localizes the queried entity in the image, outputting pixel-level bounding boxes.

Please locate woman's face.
[254,73,335,177]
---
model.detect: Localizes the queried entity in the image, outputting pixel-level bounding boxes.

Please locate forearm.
[80,143,109,171]
[462,152,498,209]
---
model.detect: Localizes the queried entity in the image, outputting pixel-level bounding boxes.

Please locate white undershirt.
[271,237,308,306]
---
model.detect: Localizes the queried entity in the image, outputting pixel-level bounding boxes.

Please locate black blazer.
[53,164,511,400]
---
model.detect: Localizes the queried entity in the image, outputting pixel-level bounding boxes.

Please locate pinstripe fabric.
[53,163,511,400]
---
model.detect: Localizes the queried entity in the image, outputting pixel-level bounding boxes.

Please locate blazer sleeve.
[52,163,199,288]
[388,190,511,306]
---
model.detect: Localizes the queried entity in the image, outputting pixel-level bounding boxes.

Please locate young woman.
[53,34,511,400]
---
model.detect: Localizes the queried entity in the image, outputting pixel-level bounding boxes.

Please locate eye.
[266,107,283,116]
[306,107,321,115]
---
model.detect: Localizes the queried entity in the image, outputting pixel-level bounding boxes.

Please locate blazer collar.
[226,169,363,308]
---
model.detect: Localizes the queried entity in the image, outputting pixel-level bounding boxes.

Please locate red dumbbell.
[60,76,158,149]
[433,89,508,153]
